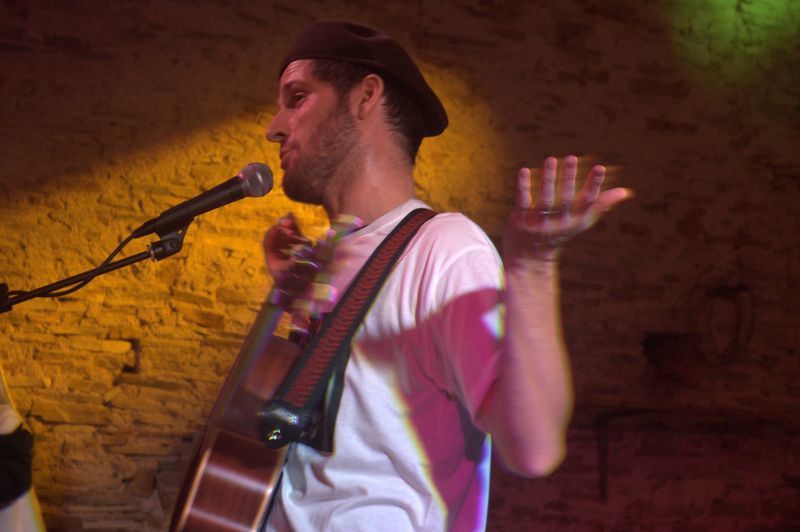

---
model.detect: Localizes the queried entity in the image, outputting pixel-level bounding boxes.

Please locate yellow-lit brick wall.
[1,1,798,530]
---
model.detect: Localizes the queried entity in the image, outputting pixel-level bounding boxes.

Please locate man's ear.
[353,73,385,120]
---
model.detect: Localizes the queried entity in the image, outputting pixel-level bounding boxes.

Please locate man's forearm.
[478,259,574,477]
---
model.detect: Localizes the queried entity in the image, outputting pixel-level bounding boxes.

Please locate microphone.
[132,162,273,238]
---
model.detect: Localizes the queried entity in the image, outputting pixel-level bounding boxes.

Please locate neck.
[322,142,416,225]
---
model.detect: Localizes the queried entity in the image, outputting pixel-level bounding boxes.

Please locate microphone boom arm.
[0,223,190,314]
[2,162,272,314]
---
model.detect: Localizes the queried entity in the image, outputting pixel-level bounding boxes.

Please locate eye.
[292,91,307,107]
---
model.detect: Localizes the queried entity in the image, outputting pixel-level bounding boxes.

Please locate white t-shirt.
[265,199,504,531]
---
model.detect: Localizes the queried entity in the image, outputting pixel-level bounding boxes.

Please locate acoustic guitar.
[170,240,324,532]
[169,209,429,530]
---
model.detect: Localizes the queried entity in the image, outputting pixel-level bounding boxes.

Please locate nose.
[266,110,287,143]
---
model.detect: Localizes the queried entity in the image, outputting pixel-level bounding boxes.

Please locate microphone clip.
[147,223,190,261]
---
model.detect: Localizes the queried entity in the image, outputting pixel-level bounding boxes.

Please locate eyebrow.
[282,80,304,91]
[281,79,313,96]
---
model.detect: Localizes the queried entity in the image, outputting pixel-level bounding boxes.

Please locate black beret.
[279,20,448,137]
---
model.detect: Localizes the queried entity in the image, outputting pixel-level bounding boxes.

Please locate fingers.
[559,155,577,216]
[536,157,557,212]
[268,214,308,248]
[568,164,601,214]
[516,167,533,209]
[584,165,605,204]
[263,213,310,278]
[517,156,632,217]
[273,213,305,239]
[522,156,577,215]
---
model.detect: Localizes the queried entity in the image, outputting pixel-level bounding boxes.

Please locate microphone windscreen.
[239,163,273,197]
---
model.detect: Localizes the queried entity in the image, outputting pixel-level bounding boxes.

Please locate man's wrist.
[504,254,560,277]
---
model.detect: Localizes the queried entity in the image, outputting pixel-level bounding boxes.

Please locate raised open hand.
[503,155,633,263]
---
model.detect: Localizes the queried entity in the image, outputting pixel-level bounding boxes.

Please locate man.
[262,20,631,531]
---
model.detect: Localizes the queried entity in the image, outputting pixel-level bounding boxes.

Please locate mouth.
[279,148,292,169]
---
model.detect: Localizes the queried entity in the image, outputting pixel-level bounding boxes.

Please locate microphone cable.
[5,230,136,301]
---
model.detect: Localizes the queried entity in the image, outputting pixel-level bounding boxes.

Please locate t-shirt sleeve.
[418,214,504,424]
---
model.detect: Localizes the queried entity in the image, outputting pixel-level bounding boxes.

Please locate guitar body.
[170,307,301,532]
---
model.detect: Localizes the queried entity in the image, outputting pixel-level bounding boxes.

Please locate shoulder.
[403,210,503,296]
[414,211,500,262]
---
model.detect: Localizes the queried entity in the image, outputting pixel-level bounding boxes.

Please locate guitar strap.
[258,208,438,450]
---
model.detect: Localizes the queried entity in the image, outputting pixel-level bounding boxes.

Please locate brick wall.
[1,1,798,530]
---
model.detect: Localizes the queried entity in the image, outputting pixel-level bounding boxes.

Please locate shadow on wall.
[0,2,284,198]
[0,2,518,233]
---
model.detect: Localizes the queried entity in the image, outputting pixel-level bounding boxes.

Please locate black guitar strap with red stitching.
[258,208,437,449]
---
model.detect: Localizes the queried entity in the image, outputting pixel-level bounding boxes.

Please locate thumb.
[594,187,635,213]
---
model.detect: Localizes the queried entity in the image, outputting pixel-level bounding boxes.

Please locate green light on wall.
[671,0,800,83]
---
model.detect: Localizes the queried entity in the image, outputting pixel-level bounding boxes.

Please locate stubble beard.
[282,101,361,206]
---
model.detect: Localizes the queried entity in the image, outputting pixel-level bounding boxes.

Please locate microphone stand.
[0,224,190,314]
